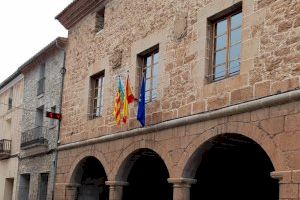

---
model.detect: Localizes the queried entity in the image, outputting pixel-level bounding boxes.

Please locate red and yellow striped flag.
[122,75,135,123]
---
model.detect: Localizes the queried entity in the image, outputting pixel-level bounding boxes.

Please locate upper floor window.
[36,106,44,128]
[211,9,242,81]
[140,47,159,103]
[37,64,46,95]
[90,72,105,119]
[95,7,105,33]
[8,88,13,110]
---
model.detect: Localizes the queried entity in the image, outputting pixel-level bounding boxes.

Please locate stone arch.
[67,148,110,183]
[111,139,174,181]
[178,121,286,178]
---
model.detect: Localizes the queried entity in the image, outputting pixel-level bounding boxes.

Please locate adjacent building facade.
[53,0,300,199]
[0,71,24,200]
[16,38,67,200]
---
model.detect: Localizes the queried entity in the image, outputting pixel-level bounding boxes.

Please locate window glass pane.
[214,50,226,66]
[145,91,150,103]
[231,12,242,29]
[229,44,241,61]
[214,65,225,80]
[40,64,45,78]
[215,35,226,50]
[216,20,227,36]
[93,100,98,109]
[154,52,159,64]
[230,28,241,45]
[152,89,157,100]
[146,56,152,67]
[153,64,159,78]
[145,67,151,79]
[95,78,99,88]
[152,77,158,89]
[94,88,99,97]
[229,60,240,75]
[146,79,151,91]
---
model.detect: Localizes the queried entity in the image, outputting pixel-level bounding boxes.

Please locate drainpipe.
[51,38,67,200]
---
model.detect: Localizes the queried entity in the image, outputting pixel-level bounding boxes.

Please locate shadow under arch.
[180,121,286,178]
[112,139,174,181]
[184,133,279,200]
[116,148,173,200]
[70,156,109,200]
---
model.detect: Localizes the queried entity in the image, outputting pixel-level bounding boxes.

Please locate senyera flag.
[114,77,124,125]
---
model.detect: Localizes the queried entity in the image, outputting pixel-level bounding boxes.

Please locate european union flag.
[137,76,146,127]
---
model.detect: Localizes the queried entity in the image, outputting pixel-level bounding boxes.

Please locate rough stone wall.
[60,0,300,145]
[17,49,65,200]
[55,100,300,200]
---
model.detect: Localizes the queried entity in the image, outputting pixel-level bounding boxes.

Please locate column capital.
[105,181,129,187]
[65,183,81,188]
[168,178,197,188]
[271,170,300,184]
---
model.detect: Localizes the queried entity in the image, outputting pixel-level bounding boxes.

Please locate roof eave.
[56,0,105,30]
[18,37,67,73]
[0,70,21,91]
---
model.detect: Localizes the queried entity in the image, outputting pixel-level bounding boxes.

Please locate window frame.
[37,64,46,95]
[38,173,49,200]
[140,47,159,103]
[210,8,242,82]
[95,7,105,33]
[89,72,105,119]
[8,87,13,110]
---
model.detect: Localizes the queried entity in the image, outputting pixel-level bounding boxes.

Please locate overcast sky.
[0,0,72,83]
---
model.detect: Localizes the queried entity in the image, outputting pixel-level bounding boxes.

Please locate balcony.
[21,126,48,149]
[0,139,11,159]
[37,77,45,96]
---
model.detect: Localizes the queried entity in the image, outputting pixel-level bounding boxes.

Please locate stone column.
[168,178,197,200]
[65,184,80,200]
[105,181,129,200]
[271,170,300,200]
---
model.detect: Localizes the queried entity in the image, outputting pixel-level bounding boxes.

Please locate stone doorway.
[122,148,172,200]
[71,156,108,200]
[190,133,279,200]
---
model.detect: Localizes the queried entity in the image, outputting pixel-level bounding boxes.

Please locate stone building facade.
[0,71,24,200]
[55,0,300,199]
[17,38,67,200]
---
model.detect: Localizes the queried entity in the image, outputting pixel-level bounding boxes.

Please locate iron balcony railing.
[21,126,48,149]
[0,139,11,159]
[37,77,45,96]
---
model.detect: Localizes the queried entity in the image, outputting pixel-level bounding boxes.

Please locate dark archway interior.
[191,134,279,200]
[123,149,172,200]
[74,156,109,200]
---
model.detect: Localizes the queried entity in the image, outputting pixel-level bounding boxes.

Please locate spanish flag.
[122,75,135,123]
